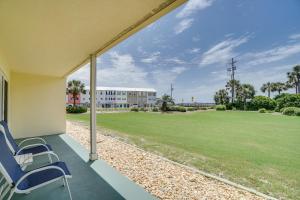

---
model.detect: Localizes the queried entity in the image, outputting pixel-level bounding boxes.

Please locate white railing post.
[89,54,98,161]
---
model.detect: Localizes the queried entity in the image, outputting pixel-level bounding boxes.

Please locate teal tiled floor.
[12,135,124,200]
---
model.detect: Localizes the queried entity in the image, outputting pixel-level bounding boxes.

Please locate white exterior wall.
[147,92,157,106]
[79,87,156,107]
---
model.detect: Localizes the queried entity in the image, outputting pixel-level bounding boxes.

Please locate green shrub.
[139,107,148,112]
[177,107,187,112]
[160,101,169,112]
[198,107,207,110]
[274,93,289,100]
[152,107,159,112]
[226,102,243,110]
[169,106,186,112]
[216,105,226,111]
[276,94,300,110]
[187,107,197,111]
[258,108,267,113]
[250,96,276,111]
[66,105,87,114]
[130,107,139,112]
[282,107,300,116]
[295,109,300,116]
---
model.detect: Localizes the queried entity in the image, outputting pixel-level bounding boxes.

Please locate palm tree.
[160,94,174,112]
[236,84,255,110]
[66,80,86,106]
[260,82,274,98]
[287,65,300,94]
[214,89,229,105]
[271,82,287,95]
[225,80,241,103]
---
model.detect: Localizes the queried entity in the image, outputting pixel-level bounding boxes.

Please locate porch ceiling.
[0,0,186,77]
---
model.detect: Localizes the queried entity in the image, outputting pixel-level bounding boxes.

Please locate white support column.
[89,54,98,161]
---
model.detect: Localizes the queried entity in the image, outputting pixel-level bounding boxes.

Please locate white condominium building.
[80,87,157,108]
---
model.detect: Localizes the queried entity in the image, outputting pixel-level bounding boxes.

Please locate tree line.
[214,65,300,109]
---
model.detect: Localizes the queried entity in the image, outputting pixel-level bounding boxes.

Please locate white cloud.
[67,64,90,86]
[151,66,187,94]
[141,51,160,63]
[165,57,186,64]
[68,51,150,88]
[200,37,248,66]
[289,33,300,40]
[242,43,300,66]
[100,51,150,87]
[174,18,194,34]
[188,48,201,54]
[176,0,214,19]
[171,66,187,74]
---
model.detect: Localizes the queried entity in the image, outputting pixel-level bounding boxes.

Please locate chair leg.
[62,178,66,187]
[7,190,14,200]
[48,154,53,163]
[64,178,72,200]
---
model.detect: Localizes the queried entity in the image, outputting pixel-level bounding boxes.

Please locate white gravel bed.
[66,120,265,200]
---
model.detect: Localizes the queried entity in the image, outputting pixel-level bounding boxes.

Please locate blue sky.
[69,0,300,103]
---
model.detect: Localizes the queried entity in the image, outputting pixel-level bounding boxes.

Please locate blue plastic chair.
[0,132,72,200]
[0,121,58,162]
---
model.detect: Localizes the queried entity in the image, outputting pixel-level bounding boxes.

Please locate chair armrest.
[16,143,50,155]
[15,165,68,189]
[32,151,60,162]
[18,137,47,147]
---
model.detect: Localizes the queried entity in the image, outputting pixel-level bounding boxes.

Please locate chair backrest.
[0,120,19,154]
[0,132,24,186]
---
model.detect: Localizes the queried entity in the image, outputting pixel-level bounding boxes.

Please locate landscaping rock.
[66,121,264,200]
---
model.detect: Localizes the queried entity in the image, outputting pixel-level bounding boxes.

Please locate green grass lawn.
[67,111,300,199]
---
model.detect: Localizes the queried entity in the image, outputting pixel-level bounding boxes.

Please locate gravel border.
[66,120,273,200]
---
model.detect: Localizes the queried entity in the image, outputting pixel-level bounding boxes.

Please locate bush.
[152,107,159,112]
[282,107,300,116]
[295,109,300,116]
[216,105,226,111]
[187,107,197,111]
[160,101,168,112]
[274,93,289,101]
[139,107,148,112]
[130,107,139,112]
[225,102,241,110]
[250,96,276,111]
[198,107,208,110]
[276,94,300,110]
[177,107,187,112]
[258,108,267,113]
[169,106,186,112]
[66,105,87,114]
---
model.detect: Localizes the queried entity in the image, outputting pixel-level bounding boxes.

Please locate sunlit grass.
[67,111,300,199]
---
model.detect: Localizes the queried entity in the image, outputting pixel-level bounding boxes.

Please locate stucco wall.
[11,72,66,138]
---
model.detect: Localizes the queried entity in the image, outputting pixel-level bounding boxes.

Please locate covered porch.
[13,134,153,200]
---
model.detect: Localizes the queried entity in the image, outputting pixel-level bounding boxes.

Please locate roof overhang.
[0,0,186,77]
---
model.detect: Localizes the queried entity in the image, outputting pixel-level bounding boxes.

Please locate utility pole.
[227,58,237,103]
[170,83,174,100]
